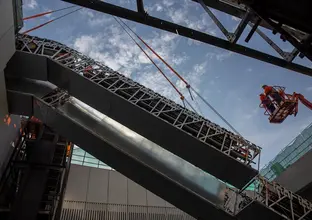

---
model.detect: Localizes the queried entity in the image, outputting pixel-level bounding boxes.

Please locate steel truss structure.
[15,34,261,167]
[21,86,312,220]
[232,176,312,220]
[62,0,312,76]
[8,34,312,220]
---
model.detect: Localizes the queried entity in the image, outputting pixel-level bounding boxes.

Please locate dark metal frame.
[12,34,260,189]
[7,83,312,220]
[15,34,261,164]
[0,118,71,220]
[62,0,312,76]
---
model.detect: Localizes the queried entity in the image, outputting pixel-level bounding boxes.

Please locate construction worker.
[260,93,275,114]
[262,85,283,105]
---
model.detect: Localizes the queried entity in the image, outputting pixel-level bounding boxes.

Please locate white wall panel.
[108,170,128,204]
[87,167,109,203]
[128,179,147,206]
[64,165,90,201]
[65,164,182,210]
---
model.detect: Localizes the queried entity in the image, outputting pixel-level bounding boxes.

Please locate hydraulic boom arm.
[296,93,312,110]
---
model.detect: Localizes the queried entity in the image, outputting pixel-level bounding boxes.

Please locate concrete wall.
[275,149,312,198]
[0,0,20,176]
[62,164,194,220]
[64,164,174,207]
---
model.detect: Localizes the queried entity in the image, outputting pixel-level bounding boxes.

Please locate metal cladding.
[5,39,312,220]
[6,83,312,220]
[6,78,234,220]
[8,34,261,188]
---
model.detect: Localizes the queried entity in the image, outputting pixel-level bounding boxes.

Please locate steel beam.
[251,8,312,62]
[136,0,144,13]
[199,0,232,40]
[62,0,312,76]
[231,11,251,43]
[6,79,235,220]
[245,18,261,43]
[6,48,259,189]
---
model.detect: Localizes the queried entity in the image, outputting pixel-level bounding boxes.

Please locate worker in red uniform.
[260,93,276,114]
[262,85,283,105]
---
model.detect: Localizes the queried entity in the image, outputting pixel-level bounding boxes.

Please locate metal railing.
[60,201,195,220]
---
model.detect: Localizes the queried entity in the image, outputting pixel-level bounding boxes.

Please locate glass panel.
[84,162,98,168]
[71,146,112,169]
[260,122,312,180]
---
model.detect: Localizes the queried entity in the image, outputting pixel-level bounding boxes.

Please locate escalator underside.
[5,34,261,189]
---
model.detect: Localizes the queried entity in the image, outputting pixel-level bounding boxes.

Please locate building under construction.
[0,0,312,220]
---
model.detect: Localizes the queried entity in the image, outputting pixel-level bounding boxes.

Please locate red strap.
[21,20,53,35]
[21,8,81,35]
[118,19,190,87]
[137,35,189,86]
[113,17,184,100]
[23,11,52,20]
[23,6,77,21]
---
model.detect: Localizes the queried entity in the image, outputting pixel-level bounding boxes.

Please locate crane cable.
[23,5,78,20]
[113,17,198,112]
[116,18,195,100]
[116,18,245,139]
[118,18,254,163]
[21,7,247,148]
[21,7,82,35]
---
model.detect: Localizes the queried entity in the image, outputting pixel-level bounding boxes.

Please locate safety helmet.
[261,84,267,89]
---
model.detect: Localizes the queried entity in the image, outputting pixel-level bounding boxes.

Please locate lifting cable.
[23,5,77,20]
[190,88,242,137]
[116,17,244,138]
[116,18,195,100]
[113,16,197,112]
[21,7,82,35]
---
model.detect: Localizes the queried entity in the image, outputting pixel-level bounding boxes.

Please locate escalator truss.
[15,34,261,167]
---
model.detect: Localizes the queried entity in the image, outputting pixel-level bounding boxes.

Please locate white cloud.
[73,21,188,81]
[146,3,164,13]
[231,16,241,22]
[79,9,112,27]
[163,0,175,7]
[306,86,312,92]
[176,61,208,93]
[23,0,38,10]
[216,51,233,61]
[136,71,181,103]
[206,51,233,62]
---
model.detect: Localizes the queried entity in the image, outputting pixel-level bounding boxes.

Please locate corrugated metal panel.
[61,200,194,220]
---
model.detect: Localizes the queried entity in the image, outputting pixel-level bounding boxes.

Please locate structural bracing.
[62,0,312,76]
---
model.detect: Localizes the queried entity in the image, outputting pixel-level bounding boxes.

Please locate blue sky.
[22,0,312,167]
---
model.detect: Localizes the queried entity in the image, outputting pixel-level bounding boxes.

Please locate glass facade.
[260,122,312,181]
[71,145,113,170]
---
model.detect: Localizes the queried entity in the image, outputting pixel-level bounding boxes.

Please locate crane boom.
[297,94,312,110]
